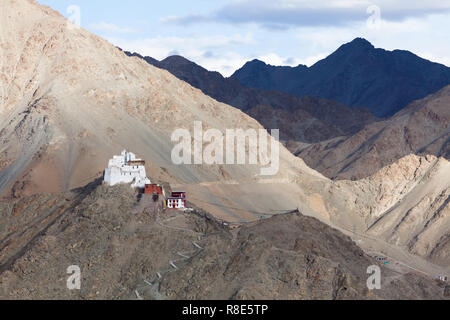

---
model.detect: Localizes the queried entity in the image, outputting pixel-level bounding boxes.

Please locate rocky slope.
[0,0,448,292]
[0,0,377,231]
[333,155,450,267]
[232,38,450,117]
[0,0,325,220]
[125,52,377,145]
[298,85,450,180]
[1,181,447,300]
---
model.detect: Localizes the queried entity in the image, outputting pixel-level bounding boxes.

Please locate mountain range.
[124,41,450,173]
[0,0,448,300]
[298,84,450,180]
[0,0,326,221]
[124,52,378,145]
[232,38,450,117]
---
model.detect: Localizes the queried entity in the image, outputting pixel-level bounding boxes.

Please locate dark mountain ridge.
[232,38,450,117]
[123,50,377,145]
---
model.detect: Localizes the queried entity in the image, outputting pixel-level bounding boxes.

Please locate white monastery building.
[104,150,151,188]
[167,192,187,209]
[167,198,186,209]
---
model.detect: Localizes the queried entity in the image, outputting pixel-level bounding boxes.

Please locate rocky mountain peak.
[344,37,375,50]
[161,55,195,66]
[231,38,450,117]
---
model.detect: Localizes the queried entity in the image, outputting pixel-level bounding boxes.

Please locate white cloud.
[108,32,332,77]
[258,53,294,66]
[107,11,450,76]
[161,0,450,28]
[90,22,137,34]
[256,53,326,67]
[110,33,255,56]
[297,52,329,67]
[198,52,251,76]
[111,34,331,77]
[107,34,257,76]
[100,5,450,77]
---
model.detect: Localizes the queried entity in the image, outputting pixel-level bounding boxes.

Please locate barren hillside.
[0,0,448,287]
[298,85,450,180]
[1,182,447,300]
[0,0,325,223]
[332,155,450,266]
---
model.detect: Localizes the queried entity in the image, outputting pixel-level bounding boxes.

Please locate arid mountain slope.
[1,182,447,300]
[0,0,326,223]
[299,85,450,180]
[0,0,448,276]
[125,52,377,145]
[333,155,450,267]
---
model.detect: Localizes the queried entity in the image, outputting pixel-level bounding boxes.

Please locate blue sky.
[37,0,450,76]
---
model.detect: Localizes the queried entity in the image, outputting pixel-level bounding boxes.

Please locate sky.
[36,0,450,77]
